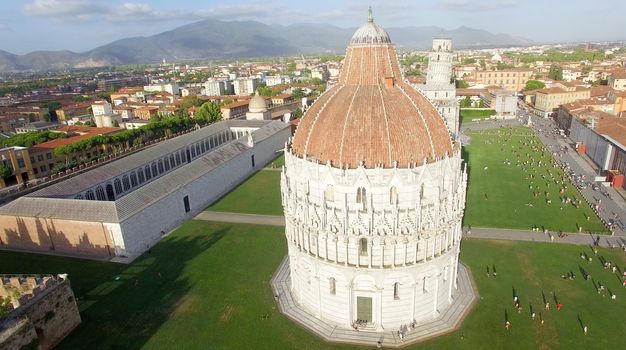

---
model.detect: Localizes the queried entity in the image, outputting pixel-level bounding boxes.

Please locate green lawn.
[266,154,285,168]
[1,221,625,349]
[464,127,607,233]
[460,109,496,124]
[208,170,282,215]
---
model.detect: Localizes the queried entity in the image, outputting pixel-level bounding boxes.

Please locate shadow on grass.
[54,227,228,350]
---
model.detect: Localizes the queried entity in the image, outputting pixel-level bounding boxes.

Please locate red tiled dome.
[290,17,453,169]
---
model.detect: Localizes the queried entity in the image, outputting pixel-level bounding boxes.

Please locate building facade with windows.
[280,13,468,332]
[470,69,533,91]
[0,120,290,260]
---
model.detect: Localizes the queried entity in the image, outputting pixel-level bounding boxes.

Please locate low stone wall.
[0,274,81,350]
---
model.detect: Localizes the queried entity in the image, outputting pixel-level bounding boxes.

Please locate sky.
[0,0,624,54]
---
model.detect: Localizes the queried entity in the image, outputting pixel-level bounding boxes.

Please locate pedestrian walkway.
[466,227,625,248]
[196,211,626,249]
[195,211,285,226]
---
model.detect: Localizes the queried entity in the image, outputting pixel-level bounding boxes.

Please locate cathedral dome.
[248,92,267,113]
[290,11,453,169]
[349,9,391,45]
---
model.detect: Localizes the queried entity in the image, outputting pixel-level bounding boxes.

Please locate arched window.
[394,282,400,300]
[106,184,115,201]
[75,194,84,200]
[122,175,130,191]
[195,143,200,155]
[201,141,206,153]
[169,155,175,169]
[85,190,95,200]
[130,172,138,187]
[356,187,367,210]
[359,238,368,256]
[176,152,181,165]
[164,157,170,171]
[137,169,145,184]
[145,165,152,180]
[190,146,196,158]
[390,186,398,205]
[151,162,158,177]
[325,185,334,202]
[95,186,106,200]
[114,178,123,194]
[158,159,164,174]
[329,277,336,295]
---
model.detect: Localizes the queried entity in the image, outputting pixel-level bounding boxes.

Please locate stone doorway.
[356,296,372,322]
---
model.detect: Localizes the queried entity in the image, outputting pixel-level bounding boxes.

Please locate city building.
[94,114,123,128]
[480,89,518,117]
[559,108,626,189]
[203,80,231,96]
[91,100,113,117]
[469,69,533,91]
[0,120,290,260]
[144,83,180,96]
[275,11,472,344]
[608,70,626,91]
[534,85,591,117]
[28,126,120,178]
[221,100,249,120]
[15,122,61,134]
[418,38,459,135]
[232,78,259,96]
[0,146,35,188]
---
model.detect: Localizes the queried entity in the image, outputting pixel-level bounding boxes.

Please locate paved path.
[195,211,285,226]
[529,115,626,236]
[466,227,625,248]
[196,211,626,248]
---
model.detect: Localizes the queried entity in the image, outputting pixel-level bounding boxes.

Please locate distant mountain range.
[0,19,533,72]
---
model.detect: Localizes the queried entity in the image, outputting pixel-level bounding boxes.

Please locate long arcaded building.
[0,119,290,260]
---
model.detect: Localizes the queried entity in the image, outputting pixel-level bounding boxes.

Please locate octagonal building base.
[271,257,478,348]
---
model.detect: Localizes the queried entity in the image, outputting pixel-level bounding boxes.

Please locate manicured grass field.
[266,154,285,168]
[463,127,607,233]
[460,109,496,124]
[207,170,282,216]
[1,221,625,349]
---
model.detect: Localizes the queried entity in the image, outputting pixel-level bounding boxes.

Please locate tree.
[478,100,485,108]
[292,88,306,99]
[0,163,11,179]
[455,80,470,88]
[462,58,477,65]
[84,120,97,127]
[460,96,472,108]
[179,95,204,110]
[194,102,222,125]
[524,80,546,91]
[548,65,563,81]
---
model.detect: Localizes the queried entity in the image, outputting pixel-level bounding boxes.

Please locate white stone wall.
[117,126,290,258]
[282,147,467,329]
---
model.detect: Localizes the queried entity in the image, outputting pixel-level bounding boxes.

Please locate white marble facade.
[281,147,467,330]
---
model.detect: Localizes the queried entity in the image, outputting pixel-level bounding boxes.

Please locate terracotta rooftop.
[290,17,452,169]
[596,117,626,147]
[30,126,120,153]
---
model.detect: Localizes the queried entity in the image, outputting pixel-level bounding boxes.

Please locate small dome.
[249,92,267,112]
[349,8,391,45]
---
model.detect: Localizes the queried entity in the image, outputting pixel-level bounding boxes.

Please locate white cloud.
[24,0,104,20]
